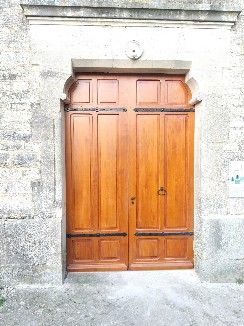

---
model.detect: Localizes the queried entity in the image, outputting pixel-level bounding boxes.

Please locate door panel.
[66,110,128,271]
[164,114,187,229]
[73,239,94,261]
[71,114,93,231]
[97,79,119,104]
[136,80,161,105]
[72,79,92,104]
[129,112,194,270]
[99,240,120,261]
[136,114,161,230]
[136,238,160,260]
[66,74,194,272]
[165,80,187,105]
[98,114,119,230]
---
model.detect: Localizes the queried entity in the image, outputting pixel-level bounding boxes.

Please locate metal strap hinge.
[134,108,195,112]
[134,232,194,236]
[65,107,127,112]
[67,232,127,238]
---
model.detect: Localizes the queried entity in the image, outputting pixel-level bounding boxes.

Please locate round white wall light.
[125,40,143,60]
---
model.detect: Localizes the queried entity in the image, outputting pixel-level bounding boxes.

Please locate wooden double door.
[66,74,194,271]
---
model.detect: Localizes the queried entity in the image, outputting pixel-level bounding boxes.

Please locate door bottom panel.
[129,236,193,270]
[67,263,128,272]
[129,261,193,270]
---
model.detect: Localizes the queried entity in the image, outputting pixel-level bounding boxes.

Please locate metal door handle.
[131,197,136,205]
[158,187,166,196]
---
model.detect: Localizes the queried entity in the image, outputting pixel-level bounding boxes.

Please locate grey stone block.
[0,218,63,284]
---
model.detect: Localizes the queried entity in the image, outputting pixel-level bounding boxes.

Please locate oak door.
[65,75,194,271]
[128,111,194,270]
[66,110,129,271]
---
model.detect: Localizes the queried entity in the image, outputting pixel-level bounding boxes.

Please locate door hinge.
[67,232,127,238]
[134,232,194,236]
[134,108,195,112]
[64,107,127,112]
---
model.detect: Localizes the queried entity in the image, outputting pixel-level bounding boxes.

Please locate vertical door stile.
[65,112,71,235]
[92,112,98,233]
[65,112,72,266]
[159,114,165,232]
[128,78,137,268]
[188,113,194,232]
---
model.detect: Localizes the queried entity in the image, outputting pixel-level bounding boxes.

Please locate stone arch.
[62,75,75,105]
[185,74,202,106]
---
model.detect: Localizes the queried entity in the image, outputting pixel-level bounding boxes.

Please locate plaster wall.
[0,0,244,284]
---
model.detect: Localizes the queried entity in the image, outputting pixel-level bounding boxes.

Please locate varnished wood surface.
[66,74,194,271]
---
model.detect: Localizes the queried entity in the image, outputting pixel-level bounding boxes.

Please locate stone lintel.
[20,3,241,24]
[71,59,192,75]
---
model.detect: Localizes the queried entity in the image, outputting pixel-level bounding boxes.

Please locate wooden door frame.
[62,60,202,275]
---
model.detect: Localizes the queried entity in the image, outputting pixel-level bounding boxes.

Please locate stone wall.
[195,3,244,282]
[0,0,64,284]
[0,0,244,284]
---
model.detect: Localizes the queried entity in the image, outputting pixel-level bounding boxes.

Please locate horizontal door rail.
[134,108,195,112]
[67,232,127,238]
[134,232,194,236]
[64,107,127,112]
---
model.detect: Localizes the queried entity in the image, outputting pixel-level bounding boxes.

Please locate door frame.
[62,60,202,276]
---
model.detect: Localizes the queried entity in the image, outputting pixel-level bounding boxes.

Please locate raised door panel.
[136,239,160,260]
[99,240,120,261]
[136,114,163,230]
[97,113,128,233]
[70,79,93,105]
[97,79,119,104]
[136,80,161,106]
[98,114,119,230]
[165,80,187,105]
[163,113,194,232]
[66,110,129,271]
[73,239,95,262]
[70,113,95,232]
[164,114,187,230]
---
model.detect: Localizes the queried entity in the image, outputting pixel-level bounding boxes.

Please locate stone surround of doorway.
[0,1,244,285]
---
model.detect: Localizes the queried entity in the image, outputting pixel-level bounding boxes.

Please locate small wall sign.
[229,161,244,197]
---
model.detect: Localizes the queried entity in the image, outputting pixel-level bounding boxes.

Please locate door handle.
[158,187,166,196]
[131,197,135,205]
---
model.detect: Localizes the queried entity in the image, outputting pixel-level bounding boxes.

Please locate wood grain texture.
[166,80,187,105]
[72,114,93,230]
[164,114,187,229]
[66,74,194,271]
[137,80,161,105]
[136,114,160,229]
[98,79,118,104]
[99,240,120,260]
[98,114,118,230]
[71,79,92,104]
[137,239,160,260]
